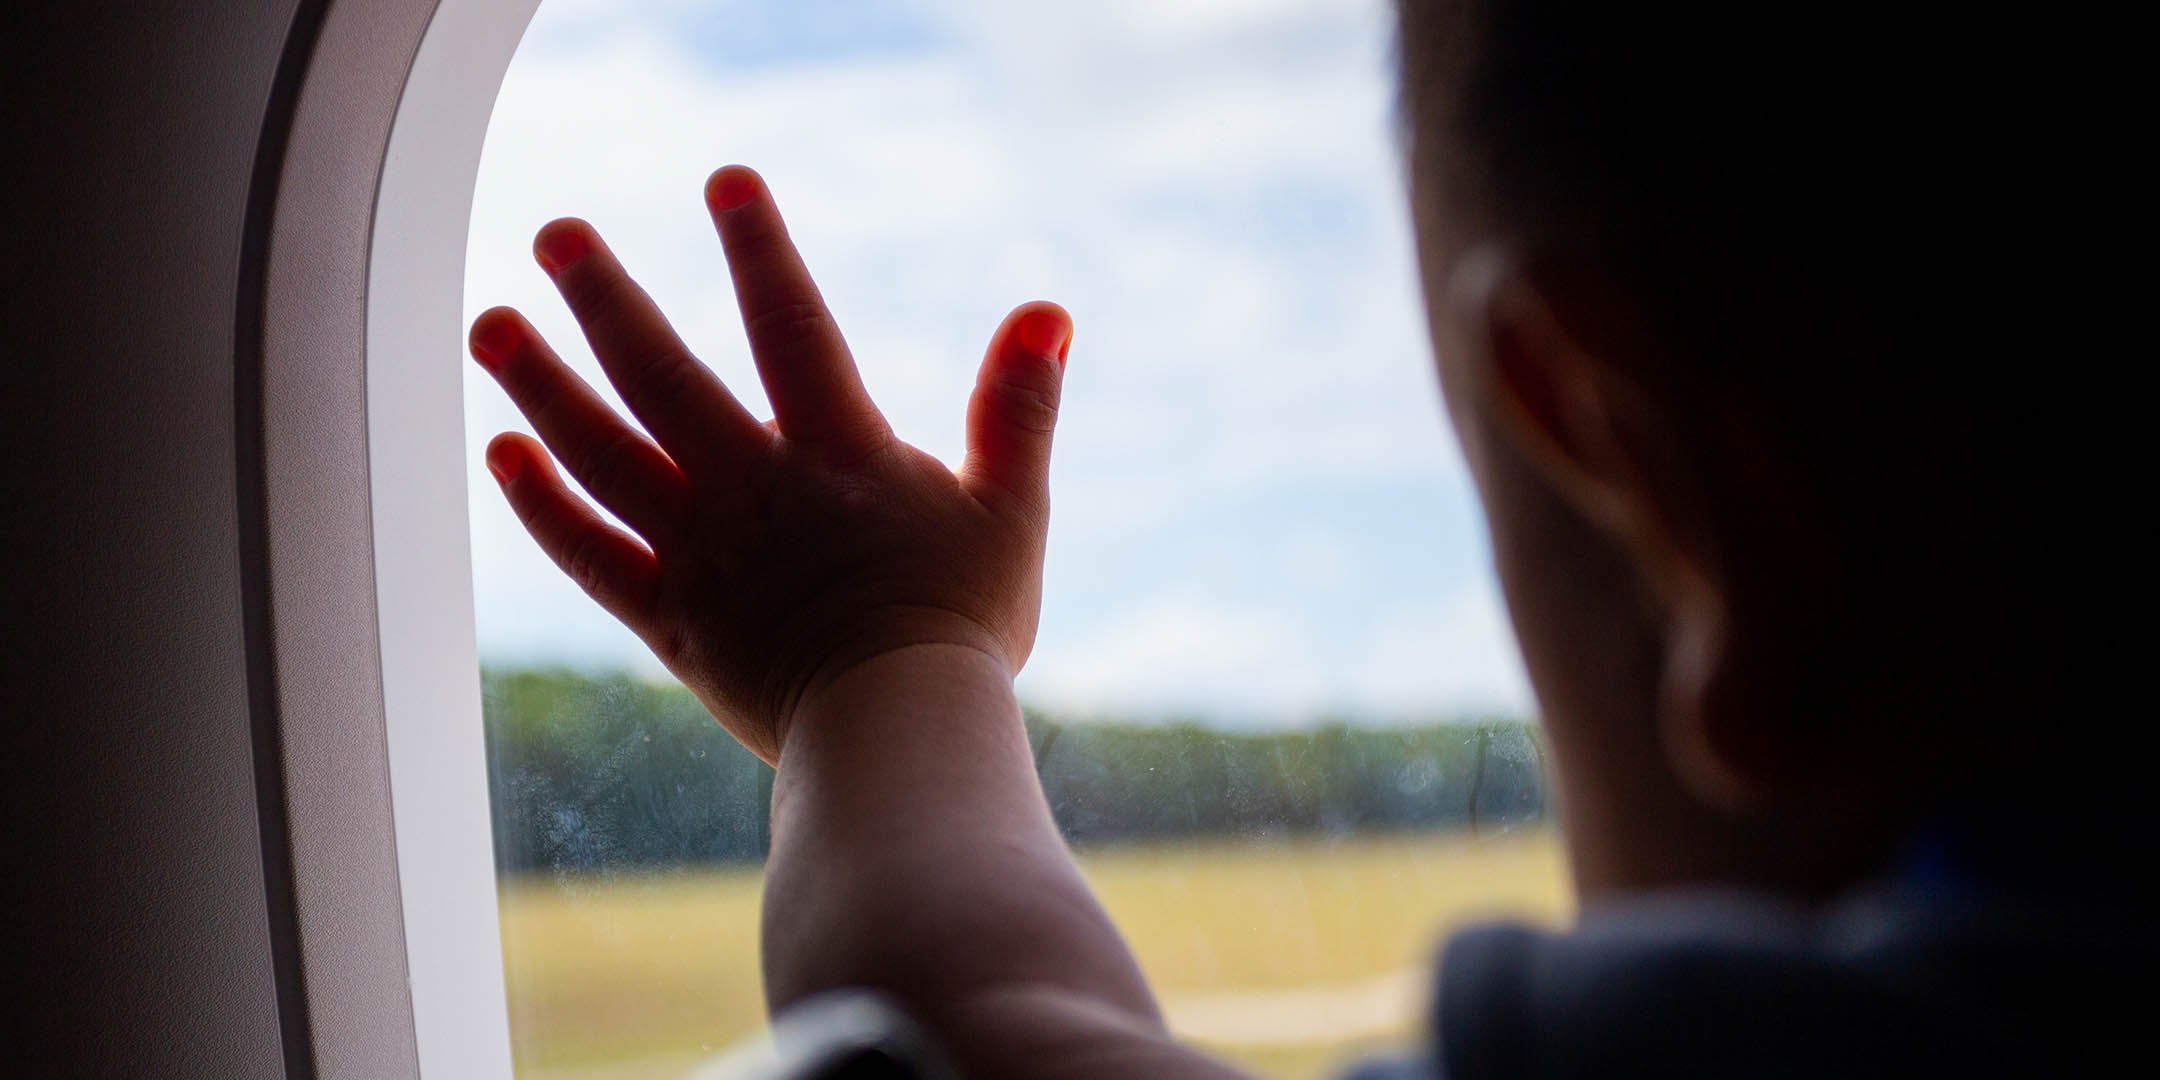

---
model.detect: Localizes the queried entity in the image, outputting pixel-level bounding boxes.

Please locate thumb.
[961,301,1072,517]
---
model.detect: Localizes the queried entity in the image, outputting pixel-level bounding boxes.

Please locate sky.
[462,0,1533,723]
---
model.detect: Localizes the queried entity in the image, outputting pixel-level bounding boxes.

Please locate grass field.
[499,829,1571,1079]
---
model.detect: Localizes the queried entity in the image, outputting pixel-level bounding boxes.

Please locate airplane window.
[464,2,1567,1076]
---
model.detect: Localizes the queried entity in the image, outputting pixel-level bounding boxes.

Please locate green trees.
[483,667,1543,875]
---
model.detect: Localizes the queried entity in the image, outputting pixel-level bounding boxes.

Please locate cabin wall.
[4,4,309,1074]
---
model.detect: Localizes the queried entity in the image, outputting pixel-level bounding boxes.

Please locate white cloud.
[1021,596,1325,718]
[1350,583,1535,716]
[1020,579,1533,722]
[464,0,1524,719]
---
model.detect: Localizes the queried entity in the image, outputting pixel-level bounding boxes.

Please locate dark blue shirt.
[1348,875,2149,1077]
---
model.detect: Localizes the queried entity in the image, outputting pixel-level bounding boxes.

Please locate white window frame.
[367,0,539,1074]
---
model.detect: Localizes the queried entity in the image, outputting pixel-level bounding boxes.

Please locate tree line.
[483,666,1545,876]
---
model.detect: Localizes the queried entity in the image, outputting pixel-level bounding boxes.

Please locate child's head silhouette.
[1395,1,2058,898]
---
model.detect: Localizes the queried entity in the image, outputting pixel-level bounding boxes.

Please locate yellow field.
[500,829,1571,1079]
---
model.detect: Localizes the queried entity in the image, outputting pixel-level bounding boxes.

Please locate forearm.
[763,643,1155,1015]
[763,643,1245,1075]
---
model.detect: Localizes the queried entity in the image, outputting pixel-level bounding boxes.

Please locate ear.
[1447,253,1796,812]
[1448,254,1693,596]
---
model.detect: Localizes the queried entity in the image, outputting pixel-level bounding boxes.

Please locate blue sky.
[462,0,1532,722]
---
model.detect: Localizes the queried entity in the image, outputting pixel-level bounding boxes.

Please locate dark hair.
[1393,4,1970,385]
[1393,4,2069,783]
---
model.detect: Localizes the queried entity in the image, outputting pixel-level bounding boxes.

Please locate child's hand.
[470,165,1072,763]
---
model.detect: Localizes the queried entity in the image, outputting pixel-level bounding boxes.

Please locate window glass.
[466,2,1566,1076]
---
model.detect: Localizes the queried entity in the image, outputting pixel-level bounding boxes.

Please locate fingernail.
[533,221,591,273]
[486,444,523,485]
[706,167,761,212]
[469,311,522,371]
[1014,308,1073,364]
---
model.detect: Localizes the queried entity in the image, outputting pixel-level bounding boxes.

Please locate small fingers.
[533,218,768,476]
[471,306,689,542]
[485,432,665,634]
[704,166,890,453]
[961,302,1072,517]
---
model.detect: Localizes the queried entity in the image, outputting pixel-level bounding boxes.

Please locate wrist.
[778,630,1019,757]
